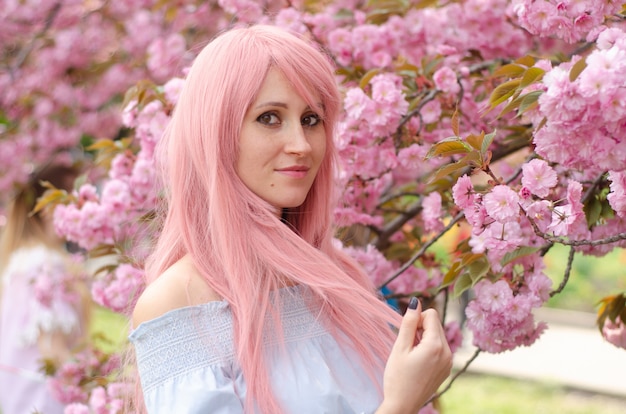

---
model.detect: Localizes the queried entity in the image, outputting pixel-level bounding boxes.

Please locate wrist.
[375,399,412,414]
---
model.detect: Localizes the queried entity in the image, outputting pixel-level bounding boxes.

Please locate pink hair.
[144,25,401,413]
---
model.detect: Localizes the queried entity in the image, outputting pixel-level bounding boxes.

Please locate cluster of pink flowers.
[53,87,174,252]
[49,346,122,406]
[533,27,626,174]
[452,159,582,350]
[64,382,129,414]
[32,254,86,310]
[0,0,224,205]
[91,263,145,315]
[514,0,626,44]
[465,275,550,353]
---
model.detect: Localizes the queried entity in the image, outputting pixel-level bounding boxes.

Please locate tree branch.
[550,246,575,297]
[426,348,482,404]
[378,212,465,289]
[9,2,62,79]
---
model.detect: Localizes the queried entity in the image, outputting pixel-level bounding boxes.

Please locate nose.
[285,122,312,156]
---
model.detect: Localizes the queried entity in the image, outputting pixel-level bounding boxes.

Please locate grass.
[439,373,626,414]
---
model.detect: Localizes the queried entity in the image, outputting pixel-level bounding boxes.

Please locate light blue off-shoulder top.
[129,285,383,413]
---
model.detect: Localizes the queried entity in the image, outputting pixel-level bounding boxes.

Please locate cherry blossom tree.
[3,0,626,412]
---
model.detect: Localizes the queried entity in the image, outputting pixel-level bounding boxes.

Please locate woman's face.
[237,68,326,213]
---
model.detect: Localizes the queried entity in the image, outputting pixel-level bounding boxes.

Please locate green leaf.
[584,196,603,227]
[467,257,490,282]
[520,67,545,89]
[497,93,525,118]
[500,246,540,267]
[429,158,468,183]
[453,272,473,298]
[461,252,486,267]
[359,68,382,89]
[451,107,460,137]
[481,130,496,156]
[466,132,484,151]
[489,79,522,108]
[569,57,588,82]
[441,261,462,288]
[492,63,526,79]
[31,189,69,215]
[515,55,536,67]
[517,91,543,116]
[609,294,626,323]
[425,138,471,159]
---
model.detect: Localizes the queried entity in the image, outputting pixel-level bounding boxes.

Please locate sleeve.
[129,305,246,414]
[141,366,246,414]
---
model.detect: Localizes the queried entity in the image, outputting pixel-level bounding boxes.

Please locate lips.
[276,165,310,172]
[275,165,310,178]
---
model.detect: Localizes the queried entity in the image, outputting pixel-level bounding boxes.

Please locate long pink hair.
[144,25,401,413]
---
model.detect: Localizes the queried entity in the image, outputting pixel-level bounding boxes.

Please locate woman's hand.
[376,298,453,414]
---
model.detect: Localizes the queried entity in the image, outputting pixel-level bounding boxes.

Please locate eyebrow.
[254,102,288,109]
[254,102,323,112]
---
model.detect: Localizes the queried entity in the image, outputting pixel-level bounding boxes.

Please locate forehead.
[253,67,322,110]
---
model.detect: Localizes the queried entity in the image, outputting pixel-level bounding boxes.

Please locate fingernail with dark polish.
[408,296,418,310]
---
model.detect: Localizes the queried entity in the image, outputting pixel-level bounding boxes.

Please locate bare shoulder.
[132,254,221,328]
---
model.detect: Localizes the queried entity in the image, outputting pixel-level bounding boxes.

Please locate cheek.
[313,133,328,163]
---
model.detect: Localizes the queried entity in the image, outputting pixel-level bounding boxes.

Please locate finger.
[419,309,445,340]
[394,297,422,351]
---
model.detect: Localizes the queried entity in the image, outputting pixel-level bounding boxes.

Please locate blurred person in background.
[0,161,90,414]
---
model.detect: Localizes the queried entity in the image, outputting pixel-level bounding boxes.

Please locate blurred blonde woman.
[0,162,90,414]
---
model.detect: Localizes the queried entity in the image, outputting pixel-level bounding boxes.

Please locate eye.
[302,113,322,128]
[257,112,280,126]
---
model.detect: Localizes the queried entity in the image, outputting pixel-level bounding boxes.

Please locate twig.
[426,348,482,404]
[9,2,62,78]
[581,172,606,204]
[378,212,465,289]
[549,246,575,297]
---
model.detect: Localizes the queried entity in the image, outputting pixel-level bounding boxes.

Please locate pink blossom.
[483,185,520,223]
[602,317,626,349]
[274,8,306,33]
[163,77,185,104]
[608,171,626,217]
[526,271,553,306]
[466,278,548,353]
[465,201,488,234]
[147,33,187,81]
[452,175,475,209]
[91,264,145,314]
[420,100,442,124]
[342,244,395,287]
[547,204,576,236]
[521,159,557,198]
[64,403,90,414]
[524,200,552,233]
[433,66,460,94]
[344,88,371,119]
[475,279,513,313]
[327,28,353,65]
[422,192,444,233]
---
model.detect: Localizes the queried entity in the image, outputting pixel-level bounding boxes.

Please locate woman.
[130,25,452,413]
[0,162,89,414]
